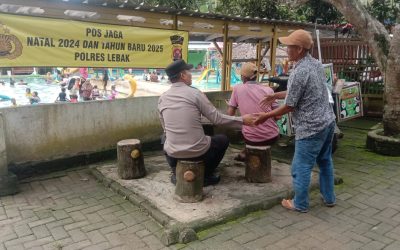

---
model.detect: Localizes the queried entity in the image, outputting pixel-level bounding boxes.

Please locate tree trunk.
[383,25,400,135]
[245,145,272,183]
[174,160,204,203]
[117,139,146,179]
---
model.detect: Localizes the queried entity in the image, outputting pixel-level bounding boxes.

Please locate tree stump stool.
[174,160,204,203]
[245,145,272,183]
[117,139,146,179]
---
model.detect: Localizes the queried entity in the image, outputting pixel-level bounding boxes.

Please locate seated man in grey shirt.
[158,60,255,186]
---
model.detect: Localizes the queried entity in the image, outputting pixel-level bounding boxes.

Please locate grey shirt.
[158,82,242,158]
[284,54,336,140]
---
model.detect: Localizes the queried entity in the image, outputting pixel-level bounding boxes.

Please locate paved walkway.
[2,118,400,250]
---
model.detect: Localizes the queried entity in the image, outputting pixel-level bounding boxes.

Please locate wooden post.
[173,14,178,30]
[226,40,233,90]
[269,26,278,77]
[117,139,146,179]
[174,160,204,203]
[245,145,272,183]
[221,22,229,91]
[256,39,262,81]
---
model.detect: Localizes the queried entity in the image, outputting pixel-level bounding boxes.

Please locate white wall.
[1,91,232,167]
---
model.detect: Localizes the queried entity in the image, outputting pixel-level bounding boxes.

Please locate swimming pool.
[191,71,240,90]
[0,71,240,108]
[0,76,61,108]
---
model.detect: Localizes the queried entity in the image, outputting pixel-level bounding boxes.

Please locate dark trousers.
[165,134,229,177]
[244,136,279,147]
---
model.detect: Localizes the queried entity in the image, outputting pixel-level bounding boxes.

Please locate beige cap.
[240,63,258,78]
[278,29,314,49]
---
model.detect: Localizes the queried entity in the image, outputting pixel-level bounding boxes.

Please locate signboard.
[323,63,334,91]
[336,82,363,122]
[0,13,188,68]
[276,100,294,136]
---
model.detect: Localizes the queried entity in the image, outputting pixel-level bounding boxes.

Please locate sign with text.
[0,13,188,68]
[336,82,363,122]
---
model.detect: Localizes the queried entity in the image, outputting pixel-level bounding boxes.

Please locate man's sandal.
[281,199,308,213]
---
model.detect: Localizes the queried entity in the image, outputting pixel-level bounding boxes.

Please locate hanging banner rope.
[0,13,188,68]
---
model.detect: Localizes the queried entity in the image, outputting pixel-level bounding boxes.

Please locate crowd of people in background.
[142,69,165,82]
[0,69,119,107]
[58,76,116,103]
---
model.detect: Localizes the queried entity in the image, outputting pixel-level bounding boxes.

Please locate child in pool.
[91,85,100,100]
[56,87,69,102]
[25,88,32,99]
[109,85,117,100]
[30,91,41,104]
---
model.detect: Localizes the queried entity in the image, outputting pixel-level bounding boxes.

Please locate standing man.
[102,69,109,95]
[158,60,255,186]
[227,62,279,161]
[256,30,336,212]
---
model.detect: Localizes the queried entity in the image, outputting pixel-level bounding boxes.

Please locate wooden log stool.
[174,160,205,203]
[117,139,146,179]
[245,145,272,183]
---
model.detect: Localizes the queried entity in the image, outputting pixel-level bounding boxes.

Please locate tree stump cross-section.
[174,160,204,203]
[117,139,146,179]
[245,145,272,183]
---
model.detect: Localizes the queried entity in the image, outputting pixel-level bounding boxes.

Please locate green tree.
[215,0,341,24]
[367,0,400,24]
[300,0,342,24]
[144,0,200,10]
[215,0,285,19]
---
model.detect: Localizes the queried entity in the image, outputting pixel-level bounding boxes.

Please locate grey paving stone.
[99,222,126,235]
[28,217,56,228]
[232,231,260,244]
[32,225,51,239]
[82,241,112,250]
[343,240,364,250]
[360,240,386,250]
[136,229,152,238]
[62,239,92,250]
[68,229,88,242]
[23,236,54,249]
[384,241,400,250]
[142,235,164,250]
[51,210,69,220]
[50,226,69,241]
[4,235,36,248]
[64,221,90,231]
[243,233,286,249]
[14,224,33,237]
[45,218,74,229]
[363,231,394,245]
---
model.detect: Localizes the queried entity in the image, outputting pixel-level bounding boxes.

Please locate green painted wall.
[188,51,206,68]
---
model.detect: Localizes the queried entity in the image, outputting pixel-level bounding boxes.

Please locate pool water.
[0,71,241,108]
[191,71,240,90]
[0,77,61,108]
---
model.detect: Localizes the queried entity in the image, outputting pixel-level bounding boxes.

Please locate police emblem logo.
[170,35,184,61]
[0,24,22,60]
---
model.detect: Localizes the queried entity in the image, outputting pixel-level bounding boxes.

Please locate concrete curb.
[89,166,306,246]
[366,128,400,156]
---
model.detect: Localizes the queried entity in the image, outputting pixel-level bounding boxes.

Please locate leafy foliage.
[214,0,342,24]
[367,0,400,25]
[142,0,398,28]
[301,0,343,24]
[143,0,204,10]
